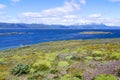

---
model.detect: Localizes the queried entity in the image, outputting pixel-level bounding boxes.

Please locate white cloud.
[18,0,83,23]
[20,0,81,18]
[71,0,81,10]
[11,0,21,3]
[41,1,74,16]
[20,12,42,18]
[80,0,86,4]
[88,14,101,18]
[75,16,120,26]
[109,0,120,2]
[100,18,120,26]
[0,4,6,9]
[17,0,120,26]
[19,12,120,26]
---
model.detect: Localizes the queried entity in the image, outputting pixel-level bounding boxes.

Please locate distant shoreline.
[0,32,33,36]
[0,38,120,52]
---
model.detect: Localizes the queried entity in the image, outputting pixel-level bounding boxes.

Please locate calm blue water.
[0,29,120,50]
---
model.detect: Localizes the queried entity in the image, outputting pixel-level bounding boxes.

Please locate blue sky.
[0,0,120,26]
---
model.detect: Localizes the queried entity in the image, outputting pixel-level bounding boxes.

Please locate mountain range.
[0,23,120,29]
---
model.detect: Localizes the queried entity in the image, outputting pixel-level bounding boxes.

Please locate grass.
[0,38,120,80]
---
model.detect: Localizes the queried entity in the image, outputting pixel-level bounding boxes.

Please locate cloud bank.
[0,4,6,9]
[18,0,85,24]
[0,0,119,26]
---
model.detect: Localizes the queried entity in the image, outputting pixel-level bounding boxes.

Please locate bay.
[0,29,120,50]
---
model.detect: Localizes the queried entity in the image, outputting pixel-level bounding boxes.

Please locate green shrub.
[117,67,120,76]
[32,60,51,71]
[93,57,102,61]
[93,74,117,80]
[0,58,5,62]
[86,56,93,60]
[10,64,29,76]
[65,55,73,60]
[12,55,22,60]
[13,78,18,80]
[61,49,70,53]
[74,72,82,80]
[60,74,81,80]
[58,61,69,67]
[109,52,120,60]
[29,68,37,74]
[27,73,42,80]
[50,69,58,74]
[27,75,42,80]
[92,50,104,57]
[45,53,57,61]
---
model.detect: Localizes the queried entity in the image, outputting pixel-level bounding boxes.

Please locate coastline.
[0,38,120,55]
[0,38,120,52]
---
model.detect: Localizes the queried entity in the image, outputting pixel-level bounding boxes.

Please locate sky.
[0,0,120,26]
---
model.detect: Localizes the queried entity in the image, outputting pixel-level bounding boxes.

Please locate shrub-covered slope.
[0,38,120,80]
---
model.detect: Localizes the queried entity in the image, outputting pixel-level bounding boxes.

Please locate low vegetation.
[0,38,120,80]
[93,74,117,80]
[10,64,30,76]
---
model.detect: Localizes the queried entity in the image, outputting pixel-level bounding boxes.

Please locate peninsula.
[79,31,112,34]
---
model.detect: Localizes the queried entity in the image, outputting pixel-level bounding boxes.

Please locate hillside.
[0,38,120,80]
[0,23,120,29]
